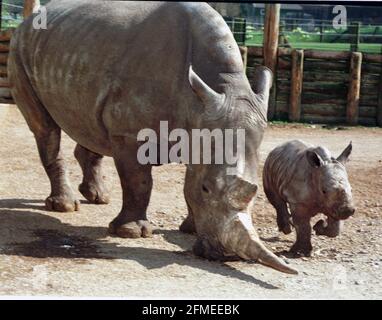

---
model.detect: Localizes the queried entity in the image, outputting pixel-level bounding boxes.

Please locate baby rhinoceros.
[263,140,355,257]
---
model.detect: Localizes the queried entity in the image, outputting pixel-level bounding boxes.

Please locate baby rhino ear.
[337,142,352,164]
[306,150,324,168]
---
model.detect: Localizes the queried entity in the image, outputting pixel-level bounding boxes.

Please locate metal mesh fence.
[226,17,382,54]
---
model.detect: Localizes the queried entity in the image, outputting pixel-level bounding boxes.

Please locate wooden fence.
[244,46,382,127]
[0,29,13,104]
[1,27,382,127]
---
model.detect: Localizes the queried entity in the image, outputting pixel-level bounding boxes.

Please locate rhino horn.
[227,176,258,210]
[337,141,352,164]
[188,66,225,115]
[221,212,298,274]
[252,66,273,105]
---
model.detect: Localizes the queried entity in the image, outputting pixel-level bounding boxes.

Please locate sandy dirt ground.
[0,104,381,299]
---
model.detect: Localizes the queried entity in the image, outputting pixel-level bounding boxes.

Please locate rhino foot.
[45,194,80,212]
[79,182,110,204]
[278,220,293,235]
[108,220,152,238]
[289,243,313,258]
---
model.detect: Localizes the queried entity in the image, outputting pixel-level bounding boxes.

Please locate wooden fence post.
[239,46,248,71]
[289,49,304,122]
[319,22,324,43]
[263,4,280,120]
[377,72,382,127]
[23,0,40,19]
[350,22,361,52]
[346,52,362,125]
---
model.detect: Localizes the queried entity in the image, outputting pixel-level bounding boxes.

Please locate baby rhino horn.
[227,177,258,209]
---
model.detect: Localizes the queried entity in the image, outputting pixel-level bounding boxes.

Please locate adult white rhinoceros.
[8,0,297,274]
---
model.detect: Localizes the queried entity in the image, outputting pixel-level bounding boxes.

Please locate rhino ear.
[227,176,258,210]
[337,141,352,164]
[306,150,324,168]
[189,66,225,113]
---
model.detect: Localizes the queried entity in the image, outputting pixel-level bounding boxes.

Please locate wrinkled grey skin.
[263,140,355,257]
[8,1,297,273]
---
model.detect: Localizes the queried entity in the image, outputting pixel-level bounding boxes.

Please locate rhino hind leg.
[74,144,110,204]
[9,55,79,212]
[108,139,153,238]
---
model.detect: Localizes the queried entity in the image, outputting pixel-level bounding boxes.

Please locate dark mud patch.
[4,229,107,260]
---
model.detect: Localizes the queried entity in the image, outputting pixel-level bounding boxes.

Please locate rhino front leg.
[36,127,80,212]
[264,188,292,234]
[290,207,313,257]
[74,144,110,204]
[313,217,343,238]
[108,139,153,238]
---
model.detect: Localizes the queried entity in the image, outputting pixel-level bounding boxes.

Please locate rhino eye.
[202,184,210,194]
[322,189,327,194]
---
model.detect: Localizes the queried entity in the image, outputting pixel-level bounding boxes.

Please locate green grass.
[245,26,382,54]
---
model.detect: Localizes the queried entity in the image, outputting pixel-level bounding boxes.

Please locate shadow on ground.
[0,198,279,289]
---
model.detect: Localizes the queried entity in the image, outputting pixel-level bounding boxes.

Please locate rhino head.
[183,66,297,274]
[306,142,355,220]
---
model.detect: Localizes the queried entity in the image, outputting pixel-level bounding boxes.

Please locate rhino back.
[263,140,312,202]
[11,1,242,155]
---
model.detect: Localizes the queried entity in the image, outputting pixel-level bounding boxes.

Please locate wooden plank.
[302,104,346,117]
[24,0,40,19]
[302,82,348,95]
[0,52,9,65]
[304,60,348,72]
[302,114,345,124]
[263,4,280,120]
[359,106,377,118]
[239,46,248,70]
[0,65,7,77]
[303,72,348,82]
[247,46,263,57]
[359,93,379,106]
[0,77,10,87]
[0,87,11,98]
[363,53,382,64]
[346,52,362,125]
[362,63,382,74]
[304,49,350,61]
[278,58,290,70]
[378,72,382,127]
[0,97,14,104]
[278,47,292,56]
[289,49,304,122]
[0,29,14,42]
[358,117,377,126]
[0,43,9,53]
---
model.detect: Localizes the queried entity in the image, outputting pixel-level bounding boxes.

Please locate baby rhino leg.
[74,144,110,204]
[290,207,313,257]
[265,188,292,234]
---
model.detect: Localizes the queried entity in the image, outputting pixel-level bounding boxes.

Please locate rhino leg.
[264,188,292,234]
[9,58,79,212]
[313,217,343,238]
[290,208,313,257]
[179,202,196,234]
[108,140,153,238]
[74,144,110,204]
